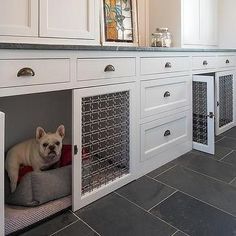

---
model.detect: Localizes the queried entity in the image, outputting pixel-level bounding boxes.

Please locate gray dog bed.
[5,165,72,207]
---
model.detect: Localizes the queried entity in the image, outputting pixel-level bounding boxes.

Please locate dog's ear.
[56,125,65,139]
[36,127,46,141]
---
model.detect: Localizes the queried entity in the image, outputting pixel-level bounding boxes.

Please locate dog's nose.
[49,145,55,151]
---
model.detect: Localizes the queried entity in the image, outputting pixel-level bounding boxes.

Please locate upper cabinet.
[146,0,218,48]
[40,0,97,40]
[0,0,38,37]
[0,0,99,44]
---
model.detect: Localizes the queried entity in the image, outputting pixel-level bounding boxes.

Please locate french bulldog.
[5,125,65,193]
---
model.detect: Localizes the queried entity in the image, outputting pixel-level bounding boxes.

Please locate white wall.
[218,0,236,48]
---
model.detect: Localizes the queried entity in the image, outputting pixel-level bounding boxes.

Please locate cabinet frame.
[72,83,137,211]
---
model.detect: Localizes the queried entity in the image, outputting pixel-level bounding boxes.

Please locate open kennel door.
[0,111,5,236]
[193,75,215,154]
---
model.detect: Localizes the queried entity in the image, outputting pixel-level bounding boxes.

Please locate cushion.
[5,165,72,207]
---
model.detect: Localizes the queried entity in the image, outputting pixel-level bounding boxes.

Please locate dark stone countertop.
[0,43,236,52]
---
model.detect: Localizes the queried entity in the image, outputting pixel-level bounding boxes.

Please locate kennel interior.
[0,91,72,235]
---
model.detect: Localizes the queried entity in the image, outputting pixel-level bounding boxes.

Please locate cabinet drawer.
[140,57,190,75]
[0,59,70,88]
[141,76,191,118]
[141,111,190,162]
[217,56,236,68]
[77,58,136,81]
[192,56,216,70]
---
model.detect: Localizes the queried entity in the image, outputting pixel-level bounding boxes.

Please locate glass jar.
[151,28,172,47]
[151,32,164,47]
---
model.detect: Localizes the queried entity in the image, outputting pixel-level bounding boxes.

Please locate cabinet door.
[72,84,136,211]
[200,0,218,46]
[193,75,215,154]
[182,0,200,45]
[0,0,38,37]
[40,0,98,40]
[0,112,5,236]
[215,71,235,135]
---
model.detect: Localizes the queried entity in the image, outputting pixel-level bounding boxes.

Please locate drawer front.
[141,111,190,162]
[141,76,191,118]
[192,56,216,70]
[0,59,70,88]
[217,56,236,68]
[140,57,190,75]
[77,58,136,81]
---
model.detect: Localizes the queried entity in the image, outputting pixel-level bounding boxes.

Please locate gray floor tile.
[77,193,176,236]
[222,151,236,167]
[150,192,236,236]
[54,220,98,236]
[116,176,176,210]
[215,135,224,142]
[156,166,236,216]
[146,161,177,178]
[191,145,232,160]
[231,178,236,187]
[216,137,236,150]
[173,231,189,236]
[177,153,236,183]
[224,127,236,139]
[19,211,77,236]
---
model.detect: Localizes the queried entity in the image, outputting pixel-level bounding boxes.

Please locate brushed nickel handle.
[164,91,171,98]
[165,62,172,68]
[104,65,115,72]
[164,130,171,137]
[17,67,35,77]
[226,59,230,64]
[203,60,208,66]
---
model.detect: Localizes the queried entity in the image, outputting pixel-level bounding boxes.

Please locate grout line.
[215,136,226,143]
[114,191,180,233]
[148,190,178,212]
[49,219,79,236]
[219,150,234,161]
[170,230,179,236]
[150,176,236,218]
[229,176,236,185]
[151,164,178,179]
[69,210,102,236]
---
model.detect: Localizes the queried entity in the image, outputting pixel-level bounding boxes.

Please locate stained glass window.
[103,0,134,42]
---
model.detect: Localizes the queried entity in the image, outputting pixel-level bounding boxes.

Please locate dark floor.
[19,128,236,236]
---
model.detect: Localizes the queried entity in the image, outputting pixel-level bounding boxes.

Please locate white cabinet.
[147,0,218,47]
[0,0,38,37]
[0,112,4,236]
[40,0,98,40]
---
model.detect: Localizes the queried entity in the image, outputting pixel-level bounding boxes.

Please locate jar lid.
[156,27,169,32]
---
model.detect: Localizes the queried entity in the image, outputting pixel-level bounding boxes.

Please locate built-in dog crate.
[193,71,235,155]
[0,83,136,235]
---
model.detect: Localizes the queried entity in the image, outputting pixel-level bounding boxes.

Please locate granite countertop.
[0,42,236,52]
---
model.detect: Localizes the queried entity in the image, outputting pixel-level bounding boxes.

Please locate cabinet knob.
[164,91,171,98]
[203,61,208,66]
[17,67,35,77]
[164,130,171,137]
[226,59,230,64]
[104,65,115,72]
[165,62,172,68]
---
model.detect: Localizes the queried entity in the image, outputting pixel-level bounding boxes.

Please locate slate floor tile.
[231,178,236,187]
[116,176,176,210]
[146,160,177,178]
[216,137,236,150]
[150,191,236,236]
[222,151,236,167]
[190,145,232,160]
[173,231,189,236]
[215,135,224,142]
[77,193,176,236]
[156,165,236,216]
[224,127,236,139]
[177,153,236,183]
[54,220,98,236]
[19,211,77,236]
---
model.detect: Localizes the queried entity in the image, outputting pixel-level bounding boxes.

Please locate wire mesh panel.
[219,75,233,128]
[193,81,208,145]
[81,91,130,195]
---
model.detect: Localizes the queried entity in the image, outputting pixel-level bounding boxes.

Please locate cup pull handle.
[226,59,230,64]
[104,65,115,72]
[17,67,35,77]
[165,62,172,68]
[164,130,171,137]
[164,91,171,98]
[203,60,208,66]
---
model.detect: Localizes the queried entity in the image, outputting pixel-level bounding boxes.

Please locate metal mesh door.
[218,75,233,128]
[193,81,208,145]
[81,91,130,195]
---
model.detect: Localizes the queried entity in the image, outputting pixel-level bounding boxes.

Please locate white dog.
[5,125,65,193]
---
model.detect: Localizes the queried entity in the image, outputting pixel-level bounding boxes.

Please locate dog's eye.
[43,143,48,148]
[55,141,60,146]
